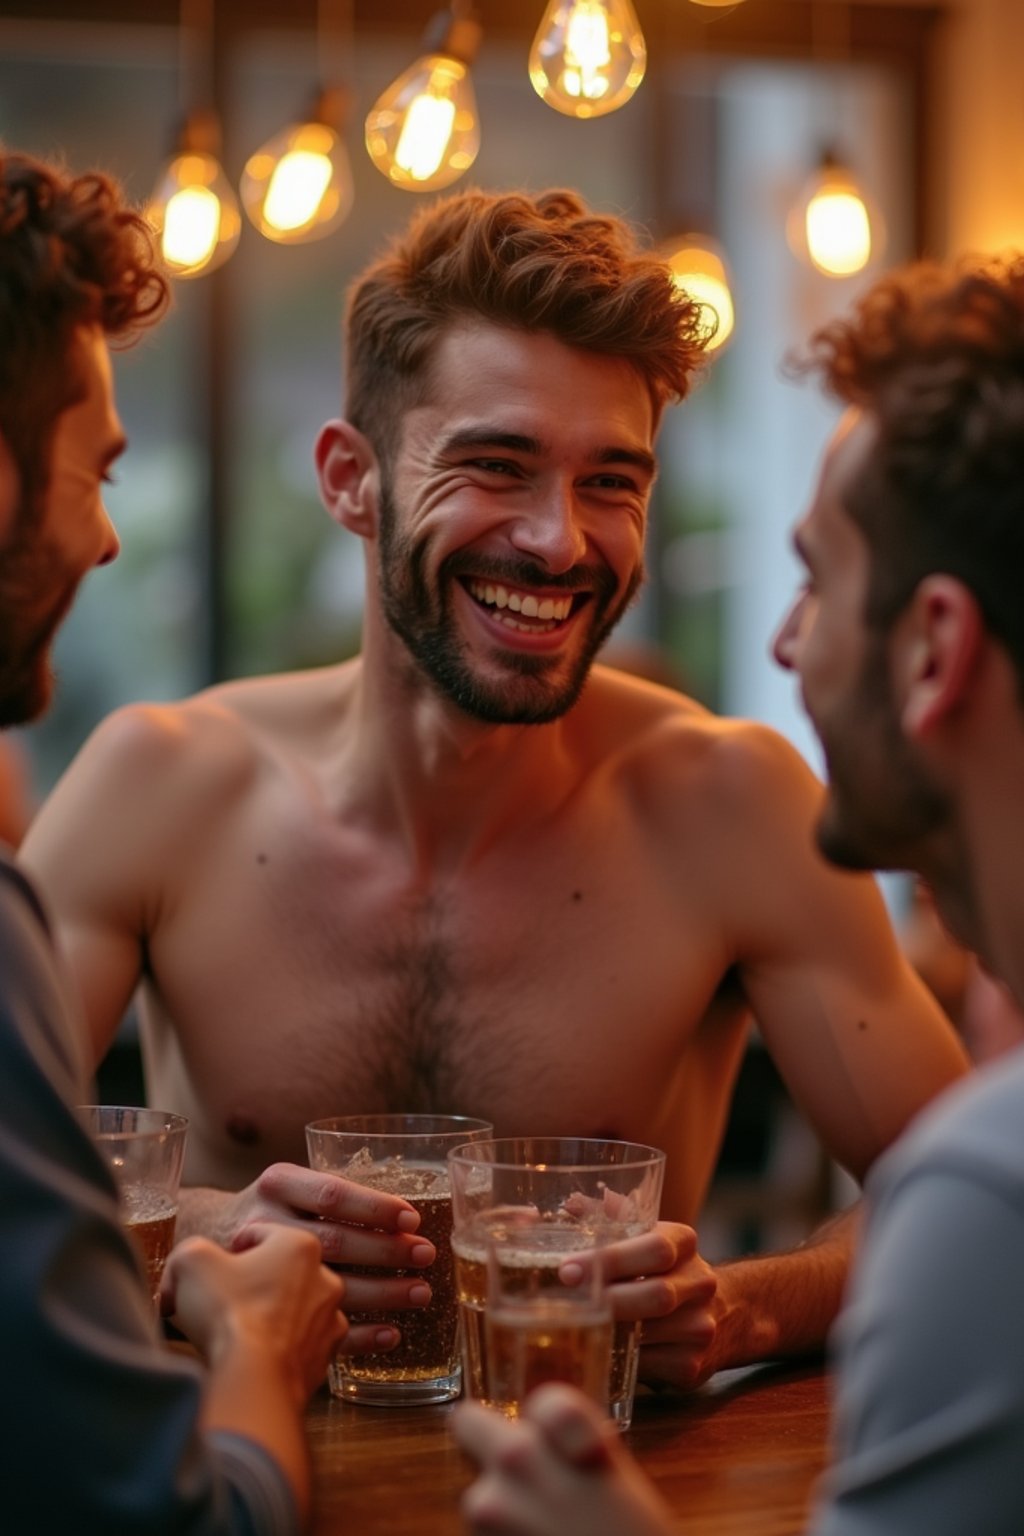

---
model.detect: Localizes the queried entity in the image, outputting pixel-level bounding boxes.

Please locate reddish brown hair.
[345,188,707,465]
[799,256,1024,679]
[0,153,168,511]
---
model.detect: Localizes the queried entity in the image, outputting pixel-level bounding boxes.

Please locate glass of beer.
[448,1137,666,1429]
[80,1105,188,1308]
[305,1113,492,1406]
[484,1214,612,1417]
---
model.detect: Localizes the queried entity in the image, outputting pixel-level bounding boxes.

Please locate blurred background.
[2,0,1022,1252]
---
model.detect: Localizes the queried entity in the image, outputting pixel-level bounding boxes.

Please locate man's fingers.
[525,1385,616,1471]
[337,1321,402,1356]
[338,1274,432,1311]
[455,1403,539,1473]
[256,1163,422,1233]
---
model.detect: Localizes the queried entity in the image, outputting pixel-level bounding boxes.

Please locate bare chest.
[140,805,742,1212]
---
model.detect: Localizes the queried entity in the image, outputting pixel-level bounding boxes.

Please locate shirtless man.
[456,255,1024,1536]
[22,187,967,1390]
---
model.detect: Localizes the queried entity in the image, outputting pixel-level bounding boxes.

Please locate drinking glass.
[306,1113,492,1405]
[448,1137,665,1428]
[483,1214,612,1417]
[80,1105,188,1308]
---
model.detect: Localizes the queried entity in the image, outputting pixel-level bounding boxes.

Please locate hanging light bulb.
[789,149,881,278]
[365,6,482,192]
[241,88,354,243]
[529,0,646,119]
[663,236,735,353]
[147,111,241,279]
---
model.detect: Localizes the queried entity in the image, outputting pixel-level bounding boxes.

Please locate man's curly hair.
[797,256,1024,677]
[345,187,707,467]
[0,153,168,514]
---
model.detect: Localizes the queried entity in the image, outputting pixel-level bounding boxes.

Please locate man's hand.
[559,1221,721,1391]
[456,1385,673,1536]
[163,1223,346,1402]
[178,1164,438,1355]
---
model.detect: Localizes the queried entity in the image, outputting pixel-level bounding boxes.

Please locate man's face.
[773,409,946,871]
[375,322,655,725]
[0,327,125,726]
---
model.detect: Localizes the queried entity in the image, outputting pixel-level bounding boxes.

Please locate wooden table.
[306,1362,831,1535]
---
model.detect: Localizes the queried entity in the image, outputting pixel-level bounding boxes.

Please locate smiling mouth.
[464,578,586,634]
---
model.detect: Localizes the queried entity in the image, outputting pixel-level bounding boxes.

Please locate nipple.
[225,1112,261,1146]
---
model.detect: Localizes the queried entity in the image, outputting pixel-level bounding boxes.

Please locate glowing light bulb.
[789,153,881,279]
[366,10,481,192]
[664,238,735,353]
[147,147,241,278]
[529,0,646,119]
[242,105,354,244]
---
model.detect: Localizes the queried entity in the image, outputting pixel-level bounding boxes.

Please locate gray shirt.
[815,1045,1024,1534]
[0,853,298,1535]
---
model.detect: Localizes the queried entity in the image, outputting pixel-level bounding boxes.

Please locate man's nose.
[508,482,587,574]
[96,505,121,567]
[771,595,803,672]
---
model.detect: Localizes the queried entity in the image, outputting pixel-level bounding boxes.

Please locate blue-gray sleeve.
[812,1134,1024,1536]
[0,858,298,1536]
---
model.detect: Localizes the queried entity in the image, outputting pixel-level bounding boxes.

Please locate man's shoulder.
[582,666,820,809]
[67,662,354,791]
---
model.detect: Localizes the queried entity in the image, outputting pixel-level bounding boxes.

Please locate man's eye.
[472,459,519,475]
[102,472,119,487]
[587,474,636,492]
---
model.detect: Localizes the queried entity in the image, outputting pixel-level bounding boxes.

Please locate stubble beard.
[376,482,643,726]
[814,635,947,874]
[0,510,72,727]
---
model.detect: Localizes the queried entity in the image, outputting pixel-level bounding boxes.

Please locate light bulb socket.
[308,83,352,132]
[173,107,223,158]
[423,6,482,66]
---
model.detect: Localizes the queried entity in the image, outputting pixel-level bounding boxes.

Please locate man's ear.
[314,420,379,538]
[899,575,985,738]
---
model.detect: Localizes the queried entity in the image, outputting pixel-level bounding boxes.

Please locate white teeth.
[467,579,573,625]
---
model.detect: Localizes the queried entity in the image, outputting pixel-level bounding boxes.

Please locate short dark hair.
[345,187,707,466]
[798,257,1024,681]
[0,153,168,511]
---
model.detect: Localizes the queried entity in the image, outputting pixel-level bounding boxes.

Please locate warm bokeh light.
[805,185,872,276]
[147,150,241,278]
[529,0,646,119]
[366,53,479,191]
[664,238,736,353]
[241,118,354,243]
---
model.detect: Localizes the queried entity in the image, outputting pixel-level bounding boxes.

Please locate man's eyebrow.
[591,444,657,477]
[440,428,544,456]
[439,428,656,477]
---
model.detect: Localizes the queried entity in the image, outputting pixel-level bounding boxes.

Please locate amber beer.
[485,1297,612,1416]
[121,1187,177,1305]
[453,1227,631,1417]
[332,1169,458,1396]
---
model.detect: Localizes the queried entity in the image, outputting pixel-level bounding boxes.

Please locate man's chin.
[814,804,884,874]
[0,655,54,728]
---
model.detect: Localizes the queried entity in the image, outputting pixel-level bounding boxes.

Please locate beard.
[813,633,948,874]
[376,482,643,725]
[0,511,73,727]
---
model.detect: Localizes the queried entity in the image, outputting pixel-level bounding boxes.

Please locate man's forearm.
[707,1202,862,1372]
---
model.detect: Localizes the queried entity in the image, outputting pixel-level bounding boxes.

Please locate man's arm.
[20,706,441,1332]
[588,722,970,1389]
